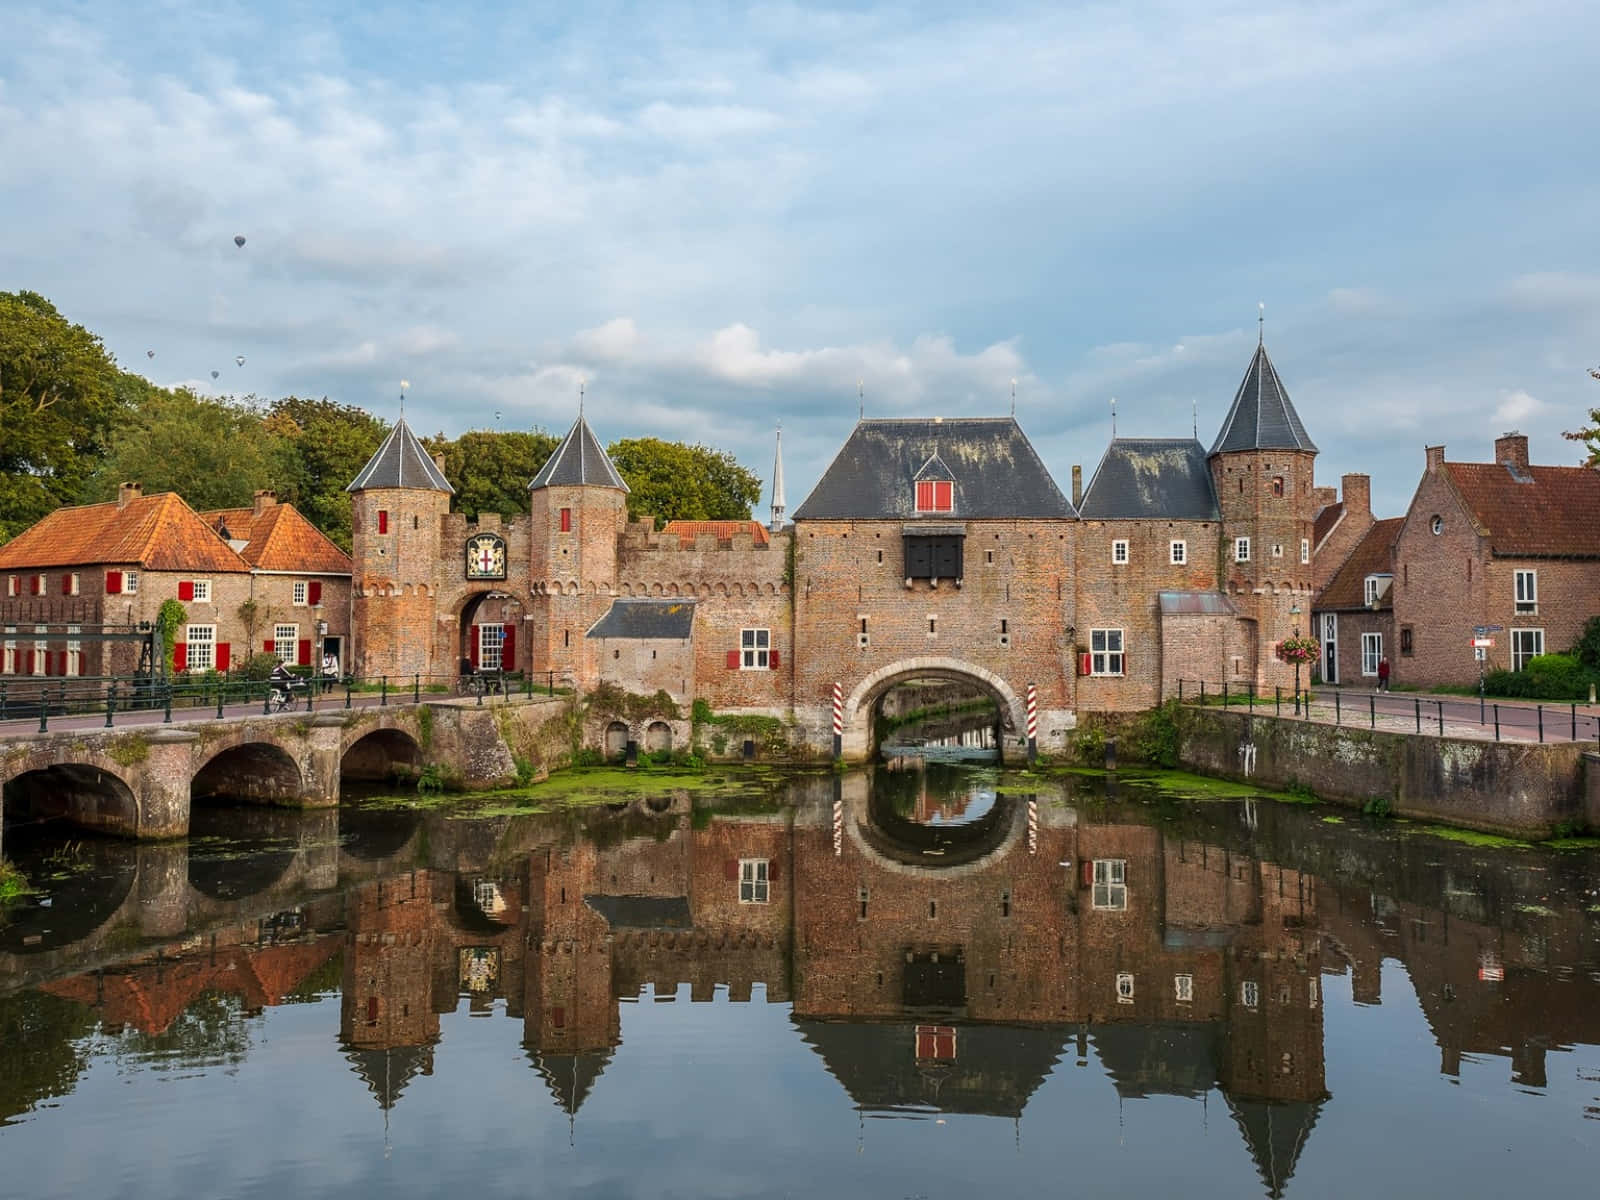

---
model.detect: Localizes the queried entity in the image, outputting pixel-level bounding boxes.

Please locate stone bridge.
[1,696,573,845]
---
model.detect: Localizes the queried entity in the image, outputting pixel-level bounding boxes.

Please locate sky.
[3,0,1598,518]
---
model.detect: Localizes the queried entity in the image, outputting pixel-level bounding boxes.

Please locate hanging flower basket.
[1276,635,1319,665]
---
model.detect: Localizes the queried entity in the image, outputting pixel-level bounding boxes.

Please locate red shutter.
[769,649,780,669]
[726,649,740,670]
[551,1006,565,1029]
[469,626,480,668]
[724,859,739,881]
[24,650,34,674]
[1121,650,1129,675]
[916,481,933,510]
[935,481,952,511]
[106,570,123,595]
[297,639,311,666]
[308,580,323,605]
[216,642,231,672]
[767,857,779,883]
[173,642,187,672]
[1078,651,1092,677]
[41,651,53,677]
[264,639,274,655]
[61,573,73,595]
[1080,860,1094,888]
[178,580,195,601]
[29,576,40,595]
[377,510,389,534]
[367,996,379,1023]
[501,623,516,671]
[560,507,572,532]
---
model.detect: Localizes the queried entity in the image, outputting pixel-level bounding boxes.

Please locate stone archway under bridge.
[837,657,1041,765]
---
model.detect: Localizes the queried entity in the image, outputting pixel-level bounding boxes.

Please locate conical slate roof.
[1210,343,1317,457]
[1225,1096,1324,1199]
[526,1048,614,1114]
[343,1043,435,1111]
[346,417,454,493]
[529,416,629,491]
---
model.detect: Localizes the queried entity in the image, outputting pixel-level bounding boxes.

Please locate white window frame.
[5,576,14,598]
[1235,536,1250,563]
[1364,576,1382,607]
[274,624,298,665]
[913,480,954,514]
[1111,539,1129,565]
[738,858,770,904]
[1092,859,1127,911]
[292,580,308,607]
[186,623,216,671]
[32,626,46,675]
[34,573,47,596]
[1514,569,1537,614]
[479,623,505,671]
[1115,973,1135,1003]
[190,579,212,603]
[66,625,82,677]
[1090,628,1124,676]
[66,573,80,596]
[740,627,770,669]
[1511,628,1544,671]
[2,627,15,674]
[1170,540,1186,565]
[125,570,140,595]
[1361,632,1382,677]
[1301,538,1310,565]
[1174,974,1193,1002]
[1241,980,1260,1009]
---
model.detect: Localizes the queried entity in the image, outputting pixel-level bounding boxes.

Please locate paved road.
[1299,686,1600,744]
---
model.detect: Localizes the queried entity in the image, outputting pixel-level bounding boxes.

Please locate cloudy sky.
[3,0,1597,515]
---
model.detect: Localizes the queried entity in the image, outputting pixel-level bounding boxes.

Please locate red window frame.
[377,510,389,534]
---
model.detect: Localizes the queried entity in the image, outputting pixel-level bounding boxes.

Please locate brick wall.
[1312,473,1374,591]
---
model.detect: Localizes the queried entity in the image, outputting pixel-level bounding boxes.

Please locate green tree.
[606,438,763,528]
[86,388,280,512]
[423,429,561,519]
[1562,367,1600,466]
[0,291,127,541]
[267,397,389,551]
[0,989,99,1126]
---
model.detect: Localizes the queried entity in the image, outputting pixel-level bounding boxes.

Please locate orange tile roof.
[0,492,250,573]
[1312,501,1344,548]
[1317,518,1403,610]
[1443,462,1600,559]
[203,502,352,575]
[660,519,770,548]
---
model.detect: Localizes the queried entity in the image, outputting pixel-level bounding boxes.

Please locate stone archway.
[341,728,424,783]
[842,657,1028,762]
[2,761,141,838]
[192,742,305,806]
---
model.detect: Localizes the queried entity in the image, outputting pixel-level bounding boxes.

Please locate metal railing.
[1176,679,1600,745]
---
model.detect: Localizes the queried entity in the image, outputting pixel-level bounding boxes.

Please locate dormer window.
[1364,575,1392,607]
[915,480,953,513]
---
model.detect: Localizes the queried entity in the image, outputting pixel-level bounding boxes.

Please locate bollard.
[306,679,315,712]
[1437,700,1444,737]
[1537,705,1543,744]
[1335,690,1341,725]
[414,674,420,704]
[1248,683,1254,712]
[1493,704,1500,741]
[38,686,48,733]
[1414,697,1421,733]
[1572,704,1578,741]
[380,676,388,707]
[1369,694,1375,730]
[1275,686,1281,716]
[163,682,172,723]
[345,679,352,710]
[216,681,225,720]
[106,681,117,728]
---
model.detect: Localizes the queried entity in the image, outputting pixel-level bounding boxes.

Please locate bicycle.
[270,680,307,712]
[456,670,505,699]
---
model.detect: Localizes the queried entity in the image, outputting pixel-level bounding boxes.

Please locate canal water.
[2,764,1597,1199]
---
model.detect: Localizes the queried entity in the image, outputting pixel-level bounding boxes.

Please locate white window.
[479,623,504,671]
[1111,539,1129,564]
[1511,628,1544,671]
[1271,543,1283,559]
[738,858,770,904]
[34,574,47,595]
[1235,537,1250,563]
[187,624,216,671]
[741,628,770,669]
[1364,575,1387,607]
[1170,540,1186,565]
[125,570,140,595]
[1174,974,1193,1002]
[1241,980,1260,1009]
[66,573,80,596]
[1309,978,1319,1009]
[1514,569,1537,614]
[292,580,308,606]
[274,624,298,664]
[1361,632,1382,676]
[1090,628,1124,676]
[191,579,211,603]
[66,625,82,677]
[1301,538,1310,565]
[1115,973,1135,1003]
[5,576,14,597]
[1092,859,1126,910]
[1430,515,1443,535]
[2,627,15,674]
[32,626,46,675]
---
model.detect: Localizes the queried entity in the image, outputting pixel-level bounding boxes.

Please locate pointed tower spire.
[769,424,787,532]
[528,412,629,492]
[347,416,454,493]
[1209,341,1318,457]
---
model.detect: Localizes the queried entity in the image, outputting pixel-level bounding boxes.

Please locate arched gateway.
[841,656,1029,762]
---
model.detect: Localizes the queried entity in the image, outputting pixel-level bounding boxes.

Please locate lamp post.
[1290,603,1303,716]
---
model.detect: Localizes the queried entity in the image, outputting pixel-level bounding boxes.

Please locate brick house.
[1312,517,1403,685]
[1390,433,1600,688]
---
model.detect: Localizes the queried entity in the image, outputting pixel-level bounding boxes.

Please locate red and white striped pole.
[1026,683,1038,763]
[1027,797,1038,855]
[833,798,843,857]
[831,681,843,759]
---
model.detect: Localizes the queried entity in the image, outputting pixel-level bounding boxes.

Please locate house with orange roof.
[1312,517,1403,685]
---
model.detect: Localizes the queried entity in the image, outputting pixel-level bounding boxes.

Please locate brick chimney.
[117,481,142,509]
[252,489,278,517]
[1071,464,1082,508]
[1312,485,1337,507]
[1495,431,1530,472]
[1340,473,1371,517]
[1425,445,1446,472]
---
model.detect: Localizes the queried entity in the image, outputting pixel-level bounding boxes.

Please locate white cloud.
[1492,388,1545,426]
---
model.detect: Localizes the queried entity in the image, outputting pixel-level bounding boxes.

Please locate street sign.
[1473,625,1504,635]
[1471,637,1494,648]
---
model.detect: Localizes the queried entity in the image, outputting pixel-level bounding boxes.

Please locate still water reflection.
[2,765,1597,1200]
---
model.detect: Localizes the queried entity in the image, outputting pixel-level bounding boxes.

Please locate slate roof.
[1210,342,1318,456]
[586,598,695,640]
[1317,517,1402,610]
[1443,462,1600,558]
[582,894,693,928]
[660,519,770,548]
[346,417,454,493]
[527,1049,613,1115]
[344,1043,436,1111]
[1226,1096,1324,1200]
[793,418,1074,520]
[1079,438,1220,520]
[0,492,251,573]
[201,502,353,575]
[529,416,629,492]
[1158,590,1237,616]
[1092,1022,1221,1098]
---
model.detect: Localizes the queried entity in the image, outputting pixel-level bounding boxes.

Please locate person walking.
[1377,656,1391,692]
[321,649,340,694]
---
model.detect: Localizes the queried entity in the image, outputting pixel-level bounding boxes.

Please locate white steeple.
[769,424,787,532]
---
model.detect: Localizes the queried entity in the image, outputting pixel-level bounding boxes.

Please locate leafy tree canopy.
[0,291,127,541]
[268,396,389,551]
[607,438,763,528]
[423,429,561,520]
[1561,367,1600,466]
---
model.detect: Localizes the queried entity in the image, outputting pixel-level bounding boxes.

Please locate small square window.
[126,571,140,595]
[1111,539,1129,564]
[191,580,211,603]
[1174,974,1193,1002]
[274,624,298,665]
[1241,980,1260,1009]
[1115,973,1135,1003]
[292,581,307,606]
[1514,569,1537,613]
[1090,629,1124,676]
[740,628,770,669]
[1170,540,1186,565]
[738,858,770,904]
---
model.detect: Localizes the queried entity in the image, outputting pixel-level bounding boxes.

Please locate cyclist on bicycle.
[269,661,296,709]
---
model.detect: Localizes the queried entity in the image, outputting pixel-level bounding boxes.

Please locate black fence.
[1176,679,1600,745]
[0,666,568,734]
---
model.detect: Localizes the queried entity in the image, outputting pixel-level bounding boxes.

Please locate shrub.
[241,652,282,681]
[1484,654,1596,701]
[1572,615,1600,672]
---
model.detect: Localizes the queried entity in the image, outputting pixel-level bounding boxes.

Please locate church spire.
[770,424,787,531]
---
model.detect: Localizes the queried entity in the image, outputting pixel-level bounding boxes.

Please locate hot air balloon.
[146,350,155,359]
[235,355,246,367]
[211,370,220,379]
[234,235,246,248]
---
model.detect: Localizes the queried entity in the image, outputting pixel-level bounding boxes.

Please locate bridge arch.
[843,656,1027,758]
[341,727,424,783]
[192,740,305,806]
[2,756,141,838]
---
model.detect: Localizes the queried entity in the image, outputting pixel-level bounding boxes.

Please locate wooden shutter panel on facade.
[297,639,312,666]
[308,581,322,605]
[216,643,231,672]
[29,576,40,595]
[61,574,73,595]
[178,580,195,601]
[724,859,739,881]
[726,650,740,670]
[501,624,516,671]
[264,640,274,655]
[469,627,480,668]
[767,857,780,883]
[173,642,187,672]
[1080,859,1094,888]
[769,649,780,669]
[106,570,123,594]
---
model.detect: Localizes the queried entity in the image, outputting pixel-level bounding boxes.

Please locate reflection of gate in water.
[460,947,500,993]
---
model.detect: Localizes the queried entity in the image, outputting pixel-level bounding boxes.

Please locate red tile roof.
[1443,462,1600,558]
[660,519,770,548]
[0,493,250,573]
[1312,501,1344,549]
[203,502,352,575]
[1317,518,1403,610]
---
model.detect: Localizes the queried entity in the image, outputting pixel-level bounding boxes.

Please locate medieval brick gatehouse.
[348,340,1322,759]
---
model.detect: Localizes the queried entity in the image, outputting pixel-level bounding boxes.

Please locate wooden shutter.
[560,507,572,532]
[767,857,780,883]
[501,623,516,670]
[61,573,73,594]
[297,639,312,666]
[29,576,40,595]
[178,580,195,601]
[916,481,934,510]
[308,580,322,605]
[1080,859,1094,888]
[1078,651,1092,677]
[769,649,781,669]
[173,642,187,672]
[935,481,952,510]
[724,859,739,881]
[1121,649,1129,674]
[726,649,740,670]
[106,570,123,594]
[469,626,480,668]
[216,642,231,672]
[264,639,274,655]
[377,510,389,534]
[24,650,34,674]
